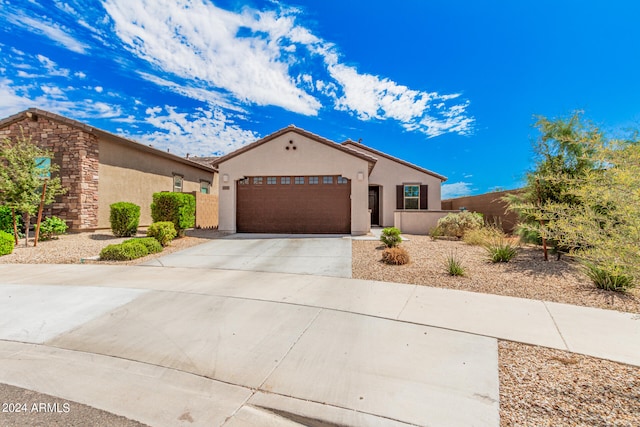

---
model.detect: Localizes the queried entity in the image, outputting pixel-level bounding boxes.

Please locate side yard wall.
[441,189,522,233]
[394,210,454,235]
[192,192,218,229]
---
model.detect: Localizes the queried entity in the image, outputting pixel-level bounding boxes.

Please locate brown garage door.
[237,175,351,233]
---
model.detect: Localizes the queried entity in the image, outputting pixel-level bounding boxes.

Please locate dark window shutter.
[396,185,404,210]
[420,185,428,210]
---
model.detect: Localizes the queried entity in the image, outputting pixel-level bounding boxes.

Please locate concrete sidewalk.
[0,264,638,426]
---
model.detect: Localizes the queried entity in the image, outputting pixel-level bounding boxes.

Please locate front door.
[368,186,380,226]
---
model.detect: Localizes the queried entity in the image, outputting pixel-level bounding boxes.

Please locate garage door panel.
[237,176,350,233]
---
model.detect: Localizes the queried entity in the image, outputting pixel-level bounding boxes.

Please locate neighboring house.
[0,109,218,231]
[442,189,523,233]
[213,126,451,235]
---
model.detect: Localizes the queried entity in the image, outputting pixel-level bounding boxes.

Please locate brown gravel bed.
[0,229,222,266]
[352,236,640,314]
[499,341,640,427]
[0,383,149,426]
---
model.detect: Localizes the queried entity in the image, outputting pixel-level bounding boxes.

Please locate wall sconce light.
[222,174,229,183]
[357,172,364,181]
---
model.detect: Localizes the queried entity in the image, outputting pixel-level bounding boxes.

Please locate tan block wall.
[441,189,522,233]
[217,131,371,235]
[192,192,218,229]
[0,116,99,230]
[98,138,216,228]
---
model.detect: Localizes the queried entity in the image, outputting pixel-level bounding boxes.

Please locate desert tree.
[0,131,66,246]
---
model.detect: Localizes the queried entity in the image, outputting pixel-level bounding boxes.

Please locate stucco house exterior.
[0,109,218,231]
[212,126,450,235]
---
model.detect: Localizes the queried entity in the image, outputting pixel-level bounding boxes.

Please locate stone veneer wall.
[0,116,100,230]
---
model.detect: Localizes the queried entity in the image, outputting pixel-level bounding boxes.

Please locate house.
[212,126,451,235]
[0,109,218,231]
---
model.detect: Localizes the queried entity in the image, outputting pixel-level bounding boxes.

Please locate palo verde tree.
[505,112,600,257]
[540,139,640,289]
[0,132,67,247]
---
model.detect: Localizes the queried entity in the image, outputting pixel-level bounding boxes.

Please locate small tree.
[151,192,195,236]
[0,132,66,246]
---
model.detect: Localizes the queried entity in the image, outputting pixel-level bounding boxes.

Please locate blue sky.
[1,1,639,198]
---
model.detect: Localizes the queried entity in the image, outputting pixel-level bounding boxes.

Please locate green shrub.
[485,239,518,263]
[146,221,177,247]
[100,241,149,261]
[382,247,410,265]
[0,230,14,256]
[380,227,402,248]
[39,216,68,240]
[444,252,466,276]
[429,225,443,241]
[151,192,195,236]
[583,262,634,292]
[463,226,505,246]
[123,237,163,254]
[0,206,23,238]
[110,202,140,237]
[437,212,484,239]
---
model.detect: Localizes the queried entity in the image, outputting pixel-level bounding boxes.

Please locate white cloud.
[103,0,321,115]
[94,86,104,93]
[6,12,89,54]
[137,105,258,156]
[442,182,474,199]
[36,54,70,77]
[74,71,86,79]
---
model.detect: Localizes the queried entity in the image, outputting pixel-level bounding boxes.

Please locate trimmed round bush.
[100,241,149,261]
[123,237,163,254]
[382,247,410,265]
[0,230,14,256]
[380,227,402,248]
[147,221,177,247]
[110,202,140,237]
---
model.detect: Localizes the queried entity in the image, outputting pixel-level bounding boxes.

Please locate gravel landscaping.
[0,229,222,266]
[352,235,640,314]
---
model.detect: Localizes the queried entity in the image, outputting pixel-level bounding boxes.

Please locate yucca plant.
[444,252,466,276]
[485,238,518,263]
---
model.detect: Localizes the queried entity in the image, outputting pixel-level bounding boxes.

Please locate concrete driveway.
[143,233,353,278]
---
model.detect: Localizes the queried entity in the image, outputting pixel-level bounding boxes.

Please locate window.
[173,175,183,192]
[309,176,318,184]
[200,180,210,194]
[238,178,249,185]
[294,176,305,184]
[337,176,348,184]
[404,185,419,209]
[322,176,333,184]
[267,177,277,185]
[253,177,263,184]
[280,176,291,184]
[35,157,51,178]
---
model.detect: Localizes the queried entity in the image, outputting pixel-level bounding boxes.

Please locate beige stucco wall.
[217,131,371,235]
[394,210,454,235]
[98,138,217,228]
[345,144,444,227]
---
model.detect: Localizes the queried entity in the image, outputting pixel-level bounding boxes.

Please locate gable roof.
[211,125,378,172]
[0,108,217,173]
[341,140,447,182]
